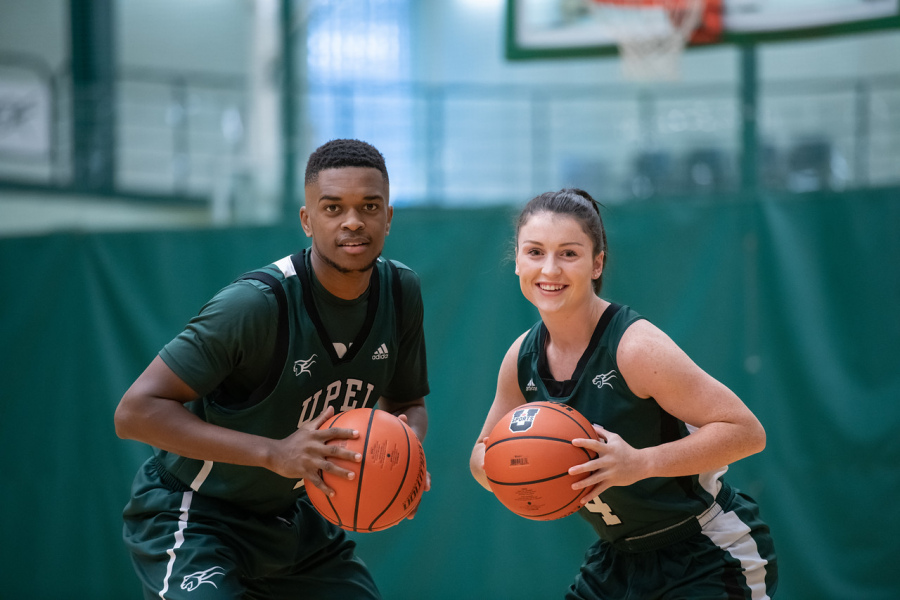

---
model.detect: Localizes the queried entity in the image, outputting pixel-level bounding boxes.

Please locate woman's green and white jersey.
[516,303,727,544]
[156,249,429,515]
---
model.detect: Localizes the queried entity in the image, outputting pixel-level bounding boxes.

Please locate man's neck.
[309,251,373,300]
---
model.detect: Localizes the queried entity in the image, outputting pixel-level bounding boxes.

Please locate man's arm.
[378,396,427,442]
[114,356,362,495]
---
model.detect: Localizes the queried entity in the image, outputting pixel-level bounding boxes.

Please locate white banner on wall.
[0,78,51,156]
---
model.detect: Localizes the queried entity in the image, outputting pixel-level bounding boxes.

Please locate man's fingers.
[318,426,359,442]
[318,458,356,480]
[324,442,362,463]
[305,470,336,497]
[307,405,336,430]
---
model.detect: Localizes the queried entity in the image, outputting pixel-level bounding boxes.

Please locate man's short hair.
[304,139,389,186]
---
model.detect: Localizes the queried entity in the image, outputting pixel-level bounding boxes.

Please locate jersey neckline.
[294,249,380,365]
[537,302,621,398]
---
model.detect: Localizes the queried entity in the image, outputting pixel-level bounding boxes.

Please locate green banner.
[1,189,898,599]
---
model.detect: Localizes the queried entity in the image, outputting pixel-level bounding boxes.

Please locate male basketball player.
[115,139,429,599]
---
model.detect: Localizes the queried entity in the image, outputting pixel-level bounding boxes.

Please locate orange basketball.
[305,408,426,532]
[483,401,600,521]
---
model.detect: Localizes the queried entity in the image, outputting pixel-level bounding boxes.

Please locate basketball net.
[590,0,706,81]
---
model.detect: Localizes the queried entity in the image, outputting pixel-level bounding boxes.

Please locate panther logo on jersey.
[293,354,317,377]
[592,370,617,389]
[509,407,540,432]
[181,566,225,591]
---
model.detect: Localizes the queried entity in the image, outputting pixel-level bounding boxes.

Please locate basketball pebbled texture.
[484,401,601,521]
[306,408,426,532]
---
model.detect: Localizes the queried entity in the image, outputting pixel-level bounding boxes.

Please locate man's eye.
[324,204,339,213]
[365,203,379,211]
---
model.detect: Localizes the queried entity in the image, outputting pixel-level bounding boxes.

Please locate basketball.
[483,401,601,521]
[305,408,427,532]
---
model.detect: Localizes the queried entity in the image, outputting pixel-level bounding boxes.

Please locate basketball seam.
[352,409,377,532]
[318,468,342,528]
[541,403,596,439]
[316,411,352,529]
[486,435,595,461]
[369,419,413,530]
[486,471,572,486]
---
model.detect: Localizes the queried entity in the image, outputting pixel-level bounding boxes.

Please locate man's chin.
[319,250,382,274]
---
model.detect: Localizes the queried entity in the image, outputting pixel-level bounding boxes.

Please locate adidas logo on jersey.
[526,379,537,392]
[372,343,389,360]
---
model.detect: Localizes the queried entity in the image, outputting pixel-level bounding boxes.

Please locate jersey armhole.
[387,259,404,329]
[226,271,289,410]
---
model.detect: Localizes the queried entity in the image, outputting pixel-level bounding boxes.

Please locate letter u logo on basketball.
[509,408,540,433]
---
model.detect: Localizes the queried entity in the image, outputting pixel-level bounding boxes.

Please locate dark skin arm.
[114,356,362,496]
[379,395,428,442]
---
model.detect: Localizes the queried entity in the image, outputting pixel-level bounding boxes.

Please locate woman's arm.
[470,333,529,491]
[571,319,765,498]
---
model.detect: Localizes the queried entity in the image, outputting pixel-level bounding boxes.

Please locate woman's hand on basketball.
[569,424,647,502]
[271,406,361,497]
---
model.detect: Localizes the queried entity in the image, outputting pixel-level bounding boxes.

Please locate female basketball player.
[470,188,777,599]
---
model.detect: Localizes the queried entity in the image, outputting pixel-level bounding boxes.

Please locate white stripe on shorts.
[159,491,193,600]
[701,504,771,600]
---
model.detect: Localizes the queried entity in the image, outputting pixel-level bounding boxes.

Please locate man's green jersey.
[156,249,429,515]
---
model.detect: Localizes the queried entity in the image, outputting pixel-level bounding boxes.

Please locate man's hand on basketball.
[569,424,646,503]
[271,406,361,497]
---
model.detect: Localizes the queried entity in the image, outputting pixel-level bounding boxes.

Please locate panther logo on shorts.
[181,566,225,591]
[509,407,540,432]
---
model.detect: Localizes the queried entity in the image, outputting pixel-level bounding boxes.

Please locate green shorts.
[567,485,778,600]
[123,458,381,600]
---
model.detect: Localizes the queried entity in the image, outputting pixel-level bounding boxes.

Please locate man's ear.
[300,206,313,238]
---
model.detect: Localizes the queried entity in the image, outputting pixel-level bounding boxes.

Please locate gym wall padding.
[1,189,898,599]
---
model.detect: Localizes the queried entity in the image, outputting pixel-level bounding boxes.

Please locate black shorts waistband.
[150,457,192,493]
[612,482,736,553]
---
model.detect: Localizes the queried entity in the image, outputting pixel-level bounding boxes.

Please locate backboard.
[506,0,900,59]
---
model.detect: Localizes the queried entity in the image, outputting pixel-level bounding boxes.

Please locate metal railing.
[2,53,899,211]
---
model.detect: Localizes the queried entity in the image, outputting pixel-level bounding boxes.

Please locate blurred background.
[1,1,898,598]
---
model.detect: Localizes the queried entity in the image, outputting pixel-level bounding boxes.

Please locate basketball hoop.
[590,0,707,81]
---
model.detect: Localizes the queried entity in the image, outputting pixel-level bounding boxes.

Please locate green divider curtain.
[1,190,898,599]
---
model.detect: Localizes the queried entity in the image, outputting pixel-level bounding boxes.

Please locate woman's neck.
[541,297,608,354]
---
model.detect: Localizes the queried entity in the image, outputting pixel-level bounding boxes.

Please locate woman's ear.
[592,251,605,280]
